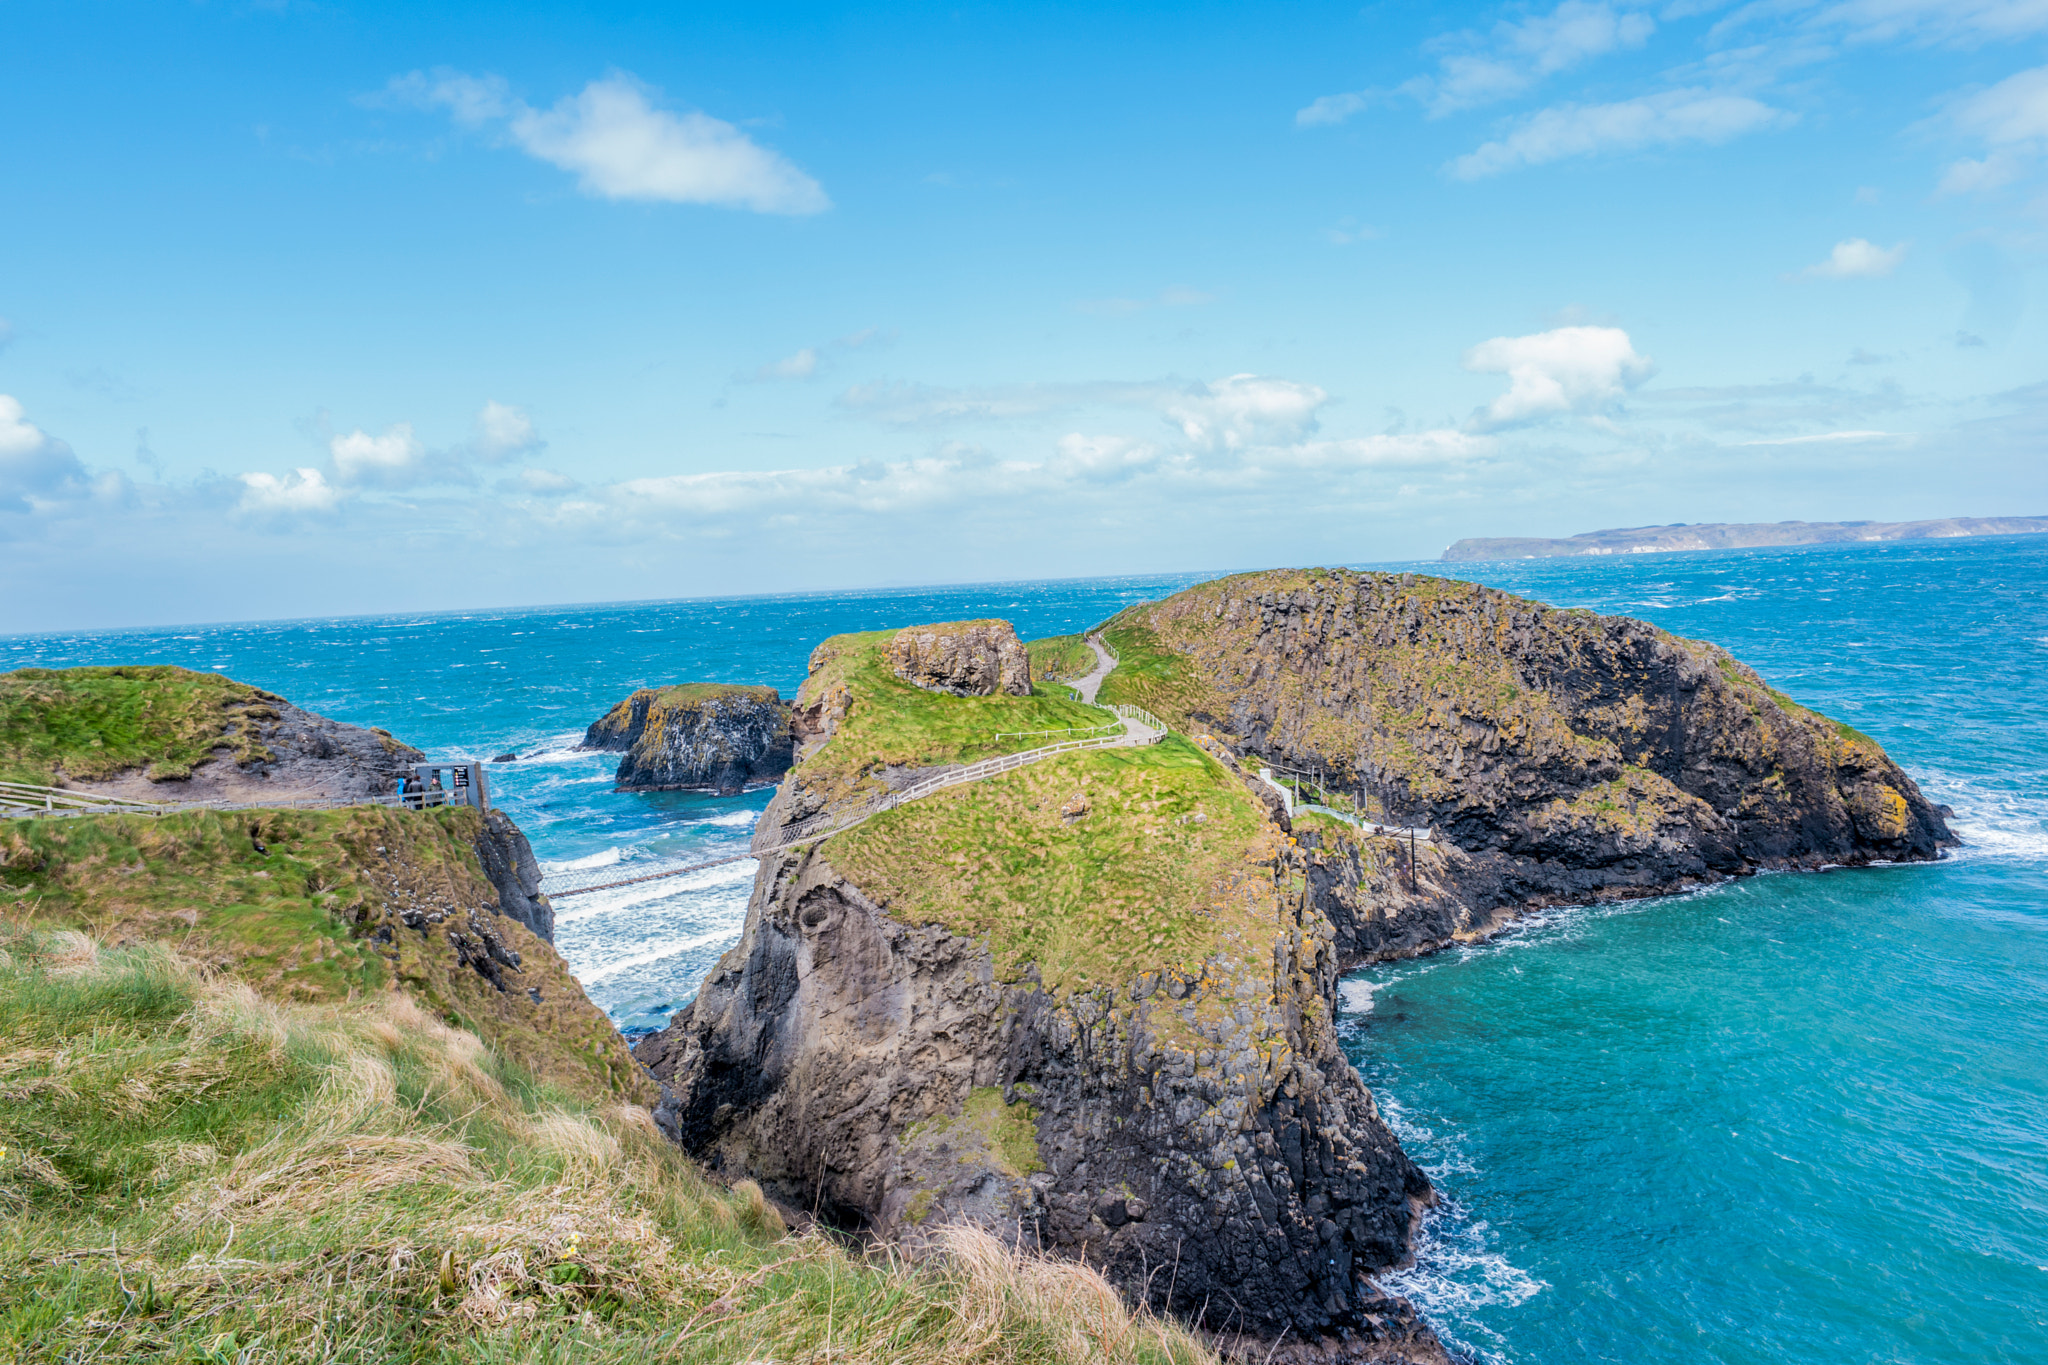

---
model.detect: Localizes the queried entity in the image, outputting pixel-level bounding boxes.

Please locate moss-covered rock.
[639,612,1443,1360]
[0,665,422,798]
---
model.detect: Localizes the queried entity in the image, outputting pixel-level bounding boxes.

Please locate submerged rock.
[888,619,1032,697]
[581,684,793,796]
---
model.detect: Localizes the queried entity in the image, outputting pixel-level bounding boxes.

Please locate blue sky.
[3,0,2045,631]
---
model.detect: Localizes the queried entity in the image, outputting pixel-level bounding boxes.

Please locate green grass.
[796,631,1121,800]
[0,927,1212,1365]
[825,735,1284,1002]
[0,666,285,784]
[1093,619,1219,726]
[0,804,648,1102]
[1025,635,1096,686]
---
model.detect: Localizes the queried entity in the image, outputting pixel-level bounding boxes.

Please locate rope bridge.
[542,702,1169,900]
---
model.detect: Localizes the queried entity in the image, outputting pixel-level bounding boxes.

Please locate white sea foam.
[542,847,622,873]
[1337,977,1384,1016]
[1378,1198,1545,1365]
[575,929,742,984]
[1369,1094,1544,1365]
[1916,770,2048,864]
[549,863,757,925]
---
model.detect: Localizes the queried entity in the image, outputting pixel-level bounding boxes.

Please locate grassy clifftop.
[0,666,282,784]
[3,802,646,1103]
[790,625,1290,1012]
[793,630,1116,803]
[0,929,1208,1365]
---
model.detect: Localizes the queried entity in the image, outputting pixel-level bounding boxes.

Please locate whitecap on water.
[1917,771,2048,864]
[574,928,744,985]
[541,847,622,873]
[1377,1196,1545,1365]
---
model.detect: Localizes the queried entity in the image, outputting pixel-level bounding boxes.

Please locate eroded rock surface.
[888,620,1032,697]
[637,571,1953,1363]
[69,695,424,804]
[581,684,793,796]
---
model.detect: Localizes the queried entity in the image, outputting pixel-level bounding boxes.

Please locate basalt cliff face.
[581,684,794,796]
[1100,568,1954,961]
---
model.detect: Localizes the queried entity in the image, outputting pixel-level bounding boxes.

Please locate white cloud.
[547,416,1481,534]
[330,422,427,485]
[0,394,91,514]
[1795,0,2048,44]
[1300,1,1654,126]
[237,467,340,517]
[1160,375,1325,451]
[378,70,513,126]
[1464,325,1655,428]
[1296,91,1376,128]
[1935,64,2048,193]
[1450,88,1788,177]
[382,69,828,215]
[1737,429,1897,445]
[474,400,541,459]
[754,347,820,381]
[1801,238,1907,278]
[513,467,579,495]
[837,373,1326,450]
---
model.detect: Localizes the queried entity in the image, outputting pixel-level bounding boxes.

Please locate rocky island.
[580,682,793,795]
[635,568,1952,1362]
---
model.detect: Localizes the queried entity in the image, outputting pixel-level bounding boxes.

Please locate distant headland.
[1441,515,2048,562]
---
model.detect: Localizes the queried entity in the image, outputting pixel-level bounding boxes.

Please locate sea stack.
[581,684,794,796]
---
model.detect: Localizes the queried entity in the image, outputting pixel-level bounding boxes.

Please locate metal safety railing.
[0,762,492,822]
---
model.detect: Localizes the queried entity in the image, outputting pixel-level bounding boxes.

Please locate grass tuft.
[0,925,1214,1365]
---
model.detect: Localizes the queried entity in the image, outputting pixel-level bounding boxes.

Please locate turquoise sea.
[6,536,2044,1363]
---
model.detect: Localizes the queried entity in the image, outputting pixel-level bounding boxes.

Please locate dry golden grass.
[0,925,1216,1365]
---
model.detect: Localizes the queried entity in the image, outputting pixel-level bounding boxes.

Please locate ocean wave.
[575,929,743,984]
[1378,1196,1546,1365]
[541,847,622,873]
[1916,771,2048,863]
[547,861,758,924]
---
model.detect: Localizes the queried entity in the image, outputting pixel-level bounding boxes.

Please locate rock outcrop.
[474,806,556,943]
[581,684,793,796]
[641,838,1444,1361]
[888,620,1032,697]
[1099,568,1953,960]
[61,691,423,804]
